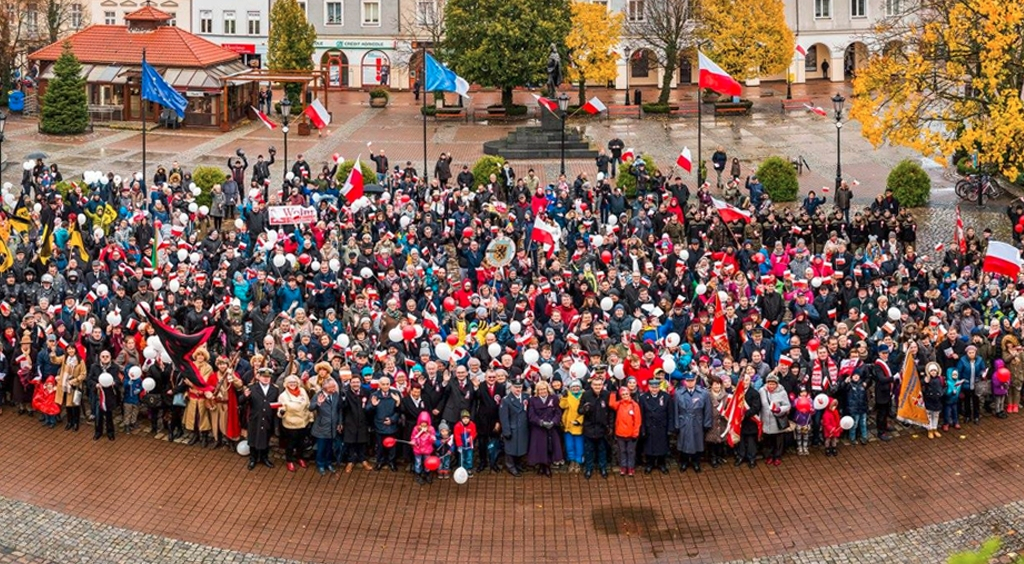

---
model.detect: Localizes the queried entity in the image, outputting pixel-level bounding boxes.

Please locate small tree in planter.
[335,159,378,186]
[755,156,798,202]
[369,88,390,108]
[616,154,659,198]
[191,166,229,207]
[472,155,506,184]
[887,159,931,207]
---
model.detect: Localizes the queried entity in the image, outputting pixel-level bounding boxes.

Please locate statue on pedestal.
[546,43,561,98]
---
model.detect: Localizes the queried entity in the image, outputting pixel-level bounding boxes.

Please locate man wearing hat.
[640,372,672,473]
[498,378,528,477]
[673,372,713,472]
[870,344,895,441]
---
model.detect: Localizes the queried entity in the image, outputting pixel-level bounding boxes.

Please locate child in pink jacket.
[411,411,436,485]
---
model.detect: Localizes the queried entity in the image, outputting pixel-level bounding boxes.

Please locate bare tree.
[45,0,87,43]
[393,0,448,100]
[625,0,697,105]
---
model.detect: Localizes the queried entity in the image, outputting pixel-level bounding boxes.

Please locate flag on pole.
[251,106,277,129]
[676,147,692,172]
[0,234,12,273]
[38,222,53,265]
[9,198,30,232]
[531,94,558,115]
[341,155,364,204]
[141,60,187,118]
[711,197,752,223]
[711,292,728,346]
[581,96,607,115]
[424,52,470,98]
[304,98,331,129]
[795,44,807,57]
[698,51,742,97]
[803,103,827,116]
[621,147,635,162]
[151,225,159,269]
[955,205,966,254]
[531,217,560,258]
[67,222,90,263]
[982,240,1022,277]
[720,375,749,448]
[896,354,928,428]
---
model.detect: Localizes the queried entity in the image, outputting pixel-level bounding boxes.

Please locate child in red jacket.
[821,398,842,457]
[32,377,60,428]
[453,410,477,476]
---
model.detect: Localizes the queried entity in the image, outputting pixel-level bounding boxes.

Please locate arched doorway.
[677,50,694,85]
[320,50,349,89]
[805,43,833,79]
[843,42,868,80]
[361,50,390,87]
[629,49,658,85]
[408,49,425,90]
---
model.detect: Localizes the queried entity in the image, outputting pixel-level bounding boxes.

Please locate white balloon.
[266,230,278,244]
[435,342,452,361]
[600,297,614,312]
[631,319,643,334]
[33,203,42,213]
[106,312,121,326]
[78,214,87,226]
[189,182,198,192]
[81,321,93,334]
[191,186,202,197]
[661,357,676,375]
[234,218,245,230]
[613,364,626,380]
[146,336,164,351]
[311,260,321,271]
[337,334,350,348]
[236,440,250,456]
[190,252,201,264]
[488,343,502,359]
[273,254,286,268]
[389,327,403,343]
[523,348,539,365]
[665,333,681,348]
[329,258,341,272]
[509,320,521,335]
[285,253,296,267]
[143,346,157,360]
[608,215,618,226]
[592,235,604,247]
[161,351,172,364]
[199,205,209,216]
[3,194,14,207]
[695,283,707,296]
[679,250,689,261]
[141,376,155,392]
[128,366,143,379]
[360,267,373,278]
[150,277,163,290]
[22,161,32,171]
[98,372,114,387]
[453,466,469,485]
[570,361,588,378]
[134,172,143,181]
[113,175,122,186]
[168,279,180,293]
[811,277,822,288]
[813,393,830,410]
[399,216,411,229]
[1015,296,1024,314]
[177,249,189,261]
[840,416,855,430]
[540,364,553,378]
[285,171,295,181]
[97,284,109,296]
[888,307,901,321]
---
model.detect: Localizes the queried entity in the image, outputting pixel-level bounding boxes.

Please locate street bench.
[606,105,639,119]
[434,109,466,122]
[714,106,749,117]
[781,98,812,112]
[669,103,699,117]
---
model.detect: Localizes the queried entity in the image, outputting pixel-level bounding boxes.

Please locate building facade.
[88,0,191,33]
[191,0,269,67]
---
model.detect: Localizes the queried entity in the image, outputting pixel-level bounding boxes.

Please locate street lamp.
[624,48,631,105]
[832,93,845,193]
[0,112,7,188]
[280,97,292,180]
[558,93,570,176]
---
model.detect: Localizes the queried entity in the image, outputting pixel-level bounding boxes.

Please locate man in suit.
[244,368,279,470]
[473,370,505,473]
[578,376,612,479]
[498,378,528,477]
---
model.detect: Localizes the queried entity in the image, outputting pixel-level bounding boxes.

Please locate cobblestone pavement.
[2,406,1024,563]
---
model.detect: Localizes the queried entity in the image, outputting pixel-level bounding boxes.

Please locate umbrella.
[25,152,48,160]
[364,183,385,195]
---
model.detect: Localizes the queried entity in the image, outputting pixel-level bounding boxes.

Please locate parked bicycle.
[956,173,1002,204]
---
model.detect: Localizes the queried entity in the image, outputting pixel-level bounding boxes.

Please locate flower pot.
[369,97,388,108]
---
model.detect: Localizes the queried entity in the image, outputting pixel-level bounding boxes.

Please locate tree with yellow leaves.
[851,0,1024,181]
[698,0,793,82]
[565,2,623,105]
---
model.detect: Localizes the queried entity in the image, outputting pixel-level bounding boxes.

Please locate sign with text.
[268,205,317,225]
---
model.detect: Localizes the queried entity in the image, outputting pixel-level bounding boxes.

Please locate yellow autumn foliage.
[698,0,794,80]
[851,0,1024,180]
[565,2,623,100]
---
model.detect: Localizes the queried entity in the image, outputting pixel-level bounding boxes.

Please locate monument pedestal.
[483,110,599,161]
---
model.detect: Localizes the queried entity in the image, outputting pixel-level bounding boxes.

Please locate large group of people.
[3,144,1022,485]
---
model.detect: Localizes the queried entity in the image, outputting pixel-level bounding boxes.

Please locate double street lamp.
[557,93,569,176]
[832,93,845,193]
[280,97,292,180]
[0,112,6,187]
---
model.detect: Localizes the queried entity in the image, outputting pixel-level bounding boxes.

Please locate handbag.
[72,389,82,407]
[172,392,187,407]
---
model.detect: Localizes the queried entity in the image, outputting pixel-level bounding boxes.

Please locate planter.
[701,90,722,103]
[297,121,311,136]
[369,97,388,108]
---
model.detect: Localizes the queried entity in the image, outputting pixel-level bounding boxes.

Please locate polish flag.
[581,96,607,115]
[676,147,692,172]
[804,103,828,116]
[955,205,966,253]
[531,217,561,258]
[720,375,751,447]
[795,44,807,57]
[982,241,1023,278]
[698,51,742,97]
[711,197,752,223]
[621,147,635,162]
[341,155,364,204]
[251,106,276,130]
[531,94,558,114]
[303,98,331,129]
[711,293,728,347]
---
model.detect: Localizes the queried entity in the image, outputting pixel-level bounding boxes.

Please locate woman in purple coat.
[527,381,564,477]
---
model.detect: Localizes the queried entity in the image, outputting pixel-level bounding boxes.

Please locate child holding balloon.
[821,398,842,457]
[454,410,477,476]
[411,411,437,485]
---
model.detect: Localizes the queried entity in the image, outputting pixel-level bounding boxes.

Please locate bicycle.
[956,173,1002,203]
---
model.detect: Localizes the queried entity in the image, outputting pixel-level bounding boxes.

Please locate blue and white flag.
[424,53,470,99]
[141,60,187,118]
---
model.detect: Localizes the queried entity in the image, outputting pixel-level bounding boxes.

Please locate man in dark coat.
[244,368,279,470]
[367,375,402,471]
[673,373,713,473]
[737,374,763,468]
[309,378,342,475]
[439,365,474,427]
[871,344,895,441]
[578,376,611,479]
[472,370,505,472]
[498,378,528,476]
[341,376,372,471]
[639,373,673,474]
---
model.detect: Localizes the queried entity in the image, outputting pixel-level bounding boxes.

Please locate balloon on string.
[630,319,642,334]
[143,346,157,360]
[188,203,198,213]
[813,393,830,410]
[81,321,93,335]
[601,250,612,264]
[329,258,341,272]
[661,357,676,375]
[336,334,350,348]
[311,260,321,271]
[591,235,604,247]
[273,255,286,268]
[400,216,411,229]
[446,334,459,346]
[607,215,618,226]
[106,312,121,326]
[142,377,156,392]
[424,456,441,471]
[236,440,250,456]
[509,321,521,335]
[360,267,373,278]
[150,277,163,291]
[382,436,397,448]
[78,214,87,226]
[402,325,417,341]
[840,416,855,430]
[600,297,614,311]
[444,297,456,312]
[453,466,469,485]
[613,364,626,380]
[888,307,901,321]
[177,249,188,261]
[523,348,539,365]
[98,373,114,387]
[179,213,189,224]
[435,343,452,361]
[570,362,588,379]
[539,364,553,378]
[389,327,404,342]
[285,253,296,266]
[752,253,765,264]
[665,333,681,348]
[695,283,707,296]
[234,218,245,230]
[488,343,502,359]
[168,279,180,293]
[1014,296,1024,313]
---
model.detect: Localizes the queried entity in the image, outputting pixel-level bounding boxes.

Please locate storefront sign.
[185,91,206,98]
[268,205,317,225]
[314,39,396,50]
[222,43,257,54]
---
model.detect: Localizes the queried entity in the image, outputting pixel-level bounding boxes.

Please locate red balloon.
[443,297,456,312]
[382,437,397,448]
[424,455,441,472]
[752,253,765,264]
[462,227,474,239]
[402,325,417,340]
[446,334,459,346]
[996,367,1011,383]
[807,338,820,351]
[298,253,311,266]
[601,250,612,264]
[1015,225,1023,234]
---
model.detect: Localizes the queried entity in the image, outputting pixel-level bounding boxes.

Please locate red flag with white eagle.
[251,106,277,129]
[698,51,742,97]
[531,216,560,258]
[711,197,751,223]
[341,155,364,204]
[581,96,607,115]
[303,98,331,129]
[676,147,692,172]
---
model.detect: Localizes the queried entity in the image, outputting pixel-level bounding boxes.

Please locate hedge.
[887,159,930,207]
[616,154,659,198]
[190,165,228,207]
[471,155,506,187]
[755,156,799,202]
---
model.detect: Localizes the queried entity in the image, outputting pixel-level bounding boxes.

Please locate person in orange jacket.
[609,384,642,476]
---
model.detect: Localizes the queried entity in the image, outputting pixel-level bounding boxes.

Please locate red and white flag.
[251,106,277,130]
[803,103,827,116]
[711,293,728,346]
[982,240,1022,278]
[711,197,752,223]
[304,98,331,129]
[531,94,558,114]
[621,147,635,162]
[795,44,807,57]
[676,147,692,172]
[955,205,966,254]
[341,155,364,204]
[720,375,749,447]
[698,51,742,97]
[581,96,607,115]
[531,216,561,258]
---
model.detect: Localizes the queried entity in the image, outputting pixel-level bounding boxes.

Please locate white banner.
[268,205,317,225]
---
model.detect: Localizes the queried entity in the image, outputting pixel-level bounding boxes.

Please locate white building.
[189,0,268,67]
[88,0,191,32]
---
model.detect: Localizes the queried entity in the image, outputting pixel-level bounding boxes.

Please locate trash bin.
[7,91,24,113]
[633,89,642,106]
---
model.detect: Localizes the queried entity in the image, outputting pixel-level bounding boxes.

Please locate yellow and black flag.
[38,222,53,265]
[67,222,90,263]
[0,234,13,272]
[8,198,31,233]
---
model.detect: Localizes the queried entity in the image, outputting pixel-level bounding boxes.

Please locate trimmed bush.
[369,88,390,100]
[756,156,799,202]
[471,155,506,186]
[887,159,931,207]
[641,103,671,114]
[334,159,378,186]
[191,165,229,207]
[616,154,659,198]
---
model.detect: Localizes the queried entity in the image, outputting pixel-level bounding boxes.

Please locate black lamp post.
[624,48,631,105]
[558,93,569,176]
[280,97,292,179]
[832,93,845,193]
[0,112,6,188]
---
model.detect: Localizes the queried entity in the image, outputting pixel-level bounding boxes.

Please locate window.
[627,0,644,21]
[167,12,176,26]
[71,3,83,28]
[104,10,115,24]
[298,2,306,14]
[247,10,260,34]
[26,3,38,36]
[325,2,342,25]
[814,0,830,18]
[804,45,818,72]
[199,10,212,33]
[415,0,434,25]
[223,10,236,34]
[885,0,901,16]
[361,0,379,25]
[591,0,608,8]
[851,0,865,17]
[630,50,650,78]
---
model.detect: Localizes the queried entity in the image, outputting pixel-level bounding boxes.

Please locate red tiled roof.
[124,5,173,21]
[28,25,240,68]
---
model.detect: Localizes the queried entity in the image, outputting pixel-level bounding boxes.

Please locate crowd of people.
[2,144,1022,485]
